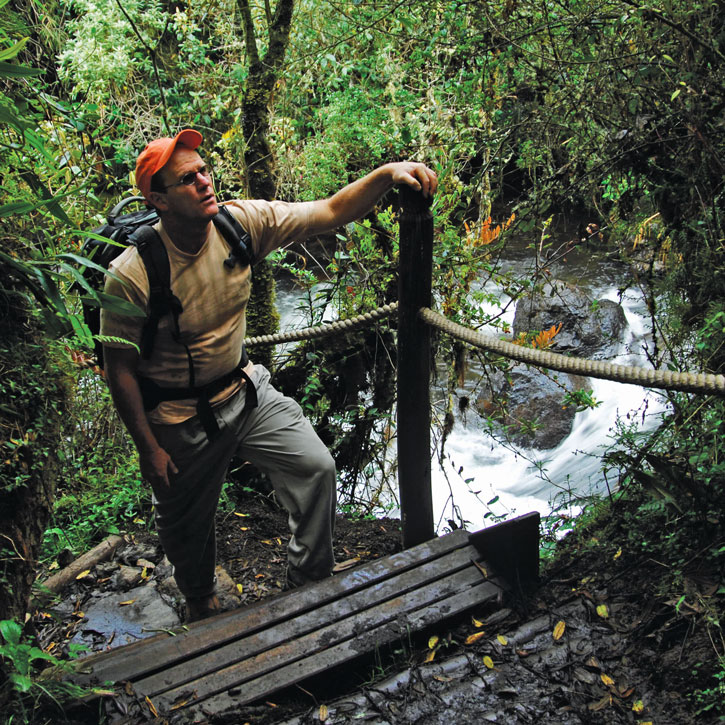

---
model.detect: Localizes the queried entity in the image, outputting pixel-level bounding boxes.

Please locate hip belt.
[137,356,258,438]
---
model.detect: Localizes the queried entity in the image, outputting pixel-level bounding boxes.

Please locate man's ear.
[147,191,168,212]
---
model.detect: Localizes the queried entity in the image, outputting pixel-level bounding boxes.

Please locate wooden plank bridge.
[70,512,539,722]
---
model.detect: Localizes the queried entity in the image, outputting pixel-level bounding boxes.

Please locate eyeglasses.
[162,166,212,190]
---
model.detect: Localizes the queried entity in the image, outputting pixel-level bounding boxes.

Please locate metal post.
[397,185,434,548]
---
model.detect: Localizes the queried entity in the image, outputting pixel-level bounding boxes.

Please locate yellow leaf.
[601,673,615,687]
[482,655,495,669]
[596,604,609,619]
[428,636,439,650]
[472,617,484,628]
[239,527,249,531]
[237,583,244,594]
[632,700,644,713]
[119,600,135,606]
[48,561,59,571]
[145,695,158,717]
[553,620,566,640]
[613,548,622,560]
[318,704,329,721]
[497,634,508,646]
[234,512,250,517]
[424,649,436,663]
[75,569,91,580]
[465,631,486,645]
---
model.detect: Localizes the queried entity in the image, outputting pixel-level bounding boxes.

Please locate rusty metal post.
[397,185,434,548]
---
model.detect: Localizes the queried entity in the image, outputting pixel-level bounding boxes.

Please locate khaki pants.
[150,365,336,598]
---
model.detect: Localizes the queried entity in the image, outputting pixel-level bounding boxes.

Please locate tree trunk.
[0,296,69,621]
[238,0,295,369]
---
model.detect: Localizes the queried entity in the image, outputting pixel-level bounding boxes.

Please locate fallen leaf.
[613,548,622,560]
[75,569,91,580]
[497,634,508,646]
[145,695,158,717]
[553,620,566,640]
[588,694,611,711]
[333,558,360,572]
[465,631,486,645]
[239,526,249,531]
[483,655,495,669]
[424,649,436,663]
[472,560,489,578]
[596,604,610,619]
[237,583,243,594]
[433,675,452,682]
[601,673,615,687]
[234,512,250,517]
[318,704,329,721]
[472,617,484,628]
[428,636,439,649]
[119,600,136,606]
[632,699,644,713]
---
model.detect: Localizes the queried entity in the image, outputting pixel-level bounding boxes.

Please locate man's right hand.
[139,446,179,492]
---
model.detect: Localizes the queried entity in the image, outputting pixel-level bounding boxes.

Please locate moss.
[0,289,71,620]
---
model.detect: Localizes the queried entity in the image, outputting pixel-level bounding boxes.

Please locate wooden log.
[38,534,125,595]
[397,185,434,548]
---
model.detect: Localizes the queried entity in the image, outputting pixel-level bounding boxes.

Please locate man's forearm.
[307,162,437,235]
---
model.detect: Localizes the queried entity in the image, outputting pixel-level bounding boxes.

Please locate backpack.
[81,196,254,368]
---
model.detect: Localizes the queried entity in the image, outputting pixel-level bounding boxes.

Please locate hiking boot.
[185,593,221,623]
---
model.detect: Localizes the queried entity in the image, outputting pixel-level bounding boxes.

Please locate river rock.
[513,280,627,359]
[476,364,587,449]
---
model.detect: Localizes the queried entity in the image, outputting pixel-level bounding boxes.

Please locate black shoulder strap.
[132,226,184,362]
[214,205,255,268]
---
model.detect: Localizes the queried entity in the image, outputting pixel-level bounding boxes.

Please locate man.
[100,129,437,621]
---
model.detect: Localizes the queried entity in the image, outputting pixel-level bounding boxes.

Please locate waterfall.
[274,269,669,533]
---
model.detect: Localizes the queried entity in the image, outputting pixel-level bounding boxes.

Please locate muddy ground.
[35,486,722,724]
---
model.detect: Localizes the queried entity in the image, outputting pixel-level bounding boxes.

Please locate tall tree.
[238,0,295,364]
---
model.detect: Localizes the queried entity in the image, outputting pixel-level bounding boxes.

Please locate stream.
[274,242,670,534]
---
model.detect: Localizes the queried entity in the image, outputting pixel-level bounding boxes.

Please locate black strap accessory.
[137,352,258,439]
[215,205,254,268]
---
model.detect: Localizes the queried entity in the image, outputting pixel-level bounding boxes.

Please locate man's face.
[149,146,219,222]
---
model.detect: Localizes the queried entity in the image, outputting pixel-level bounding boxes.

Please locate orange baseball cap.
[135,129,203,200]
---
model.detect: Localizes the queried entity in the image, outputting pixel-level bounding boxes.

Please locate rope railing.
[245,299,725,397]
[244,302,399,348]
[418,307,725,396]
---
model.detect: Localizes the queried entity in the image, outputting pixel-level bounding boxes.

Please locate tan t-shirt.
[100,199,314,424]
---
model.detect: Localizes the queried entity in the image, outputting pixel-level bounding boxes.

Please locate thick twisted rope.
[245,300,725,396]
[419,307,725,396]
[244,302,399,347]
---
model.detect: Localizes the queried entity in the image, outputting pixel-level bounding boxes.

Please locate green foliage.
[0,618,88,722]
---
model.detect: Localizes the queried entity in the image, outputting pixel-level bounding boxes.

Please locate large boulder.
[473,280,627,450]
[513,280,627,359]
[475,364,588,450]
